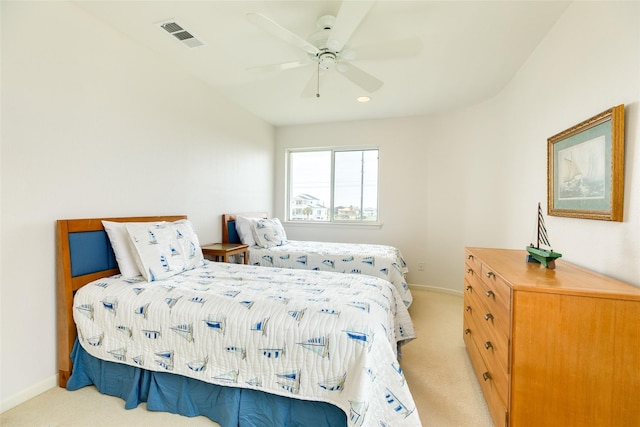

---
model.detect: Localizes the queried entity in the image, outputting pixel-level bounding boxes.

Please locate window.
[287,148,379,223]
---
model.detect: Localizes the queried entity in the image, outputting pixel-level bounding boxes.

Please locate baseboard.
[0,374,58,414]
[408,283,463,296]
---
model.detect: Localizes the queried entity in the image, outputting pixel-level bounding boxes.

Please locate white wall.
[0,2,274,410]
[275,1,639,291]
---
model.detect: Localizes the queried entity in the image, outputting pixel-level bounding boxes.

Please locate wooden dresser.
[463,247,640,427]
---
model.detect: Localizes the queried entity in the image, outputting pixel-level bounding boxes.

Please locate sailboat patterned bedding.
[224,215,412,307]
[73,260,420,426]
[248,241,412,307]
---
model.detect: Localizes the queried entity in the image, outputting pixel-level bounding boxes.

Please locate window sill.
[284,221,383,230]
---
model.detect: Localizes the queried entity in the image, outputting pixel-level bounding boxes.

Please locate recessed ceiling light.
[357,96,371,103]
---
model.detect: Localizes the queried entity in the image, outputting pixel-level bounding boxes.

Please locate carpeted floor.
[0,289,492,426]
[401,289,492,426]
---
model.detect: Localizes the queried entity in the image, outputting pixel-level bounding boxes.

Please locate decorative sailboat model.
[526,203,562,269]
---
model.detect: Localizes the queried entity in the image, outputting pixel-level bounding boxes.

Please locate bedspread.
[73,261,420,426]
[247,240,412,307]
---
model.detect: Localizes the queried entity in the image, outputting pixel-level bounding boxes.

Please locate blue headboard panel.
[68,230,117,277]
[227,220,241,244]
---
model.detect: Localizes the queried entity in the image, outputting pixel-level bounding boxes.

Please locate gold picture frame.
[548,105,625,221]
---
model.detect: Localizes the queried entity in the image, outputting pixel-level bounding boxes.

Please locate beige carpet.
[401,289,492,426]
[1,289,491,426]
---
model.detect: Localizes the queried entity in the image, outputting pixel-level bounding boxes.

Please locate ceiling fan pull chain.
[316,62,321,98]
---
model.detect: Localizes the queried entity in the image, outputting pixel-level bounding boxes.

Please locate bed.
[222,213,412,307]
[56,215,420,426]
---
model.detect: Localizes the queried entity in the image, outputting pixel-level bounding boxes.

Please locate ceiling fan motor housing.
[318,51,337,70]
[309,28,331,50]
[309,14,340,70]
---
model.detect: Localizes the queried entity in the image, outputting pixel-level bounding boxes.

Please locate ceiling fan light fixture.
[318,52,337,70]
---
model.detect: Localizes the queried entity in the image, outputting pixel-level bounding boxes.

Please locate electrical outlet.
[418,262,424,271]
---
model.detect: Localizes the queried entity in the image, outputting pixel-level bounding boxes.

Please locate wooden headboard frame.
[56,215,187,387]
[221,212,268,244]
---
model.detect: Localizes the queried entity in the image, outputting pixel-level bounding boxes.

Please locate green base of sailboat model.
[526,246,562,269]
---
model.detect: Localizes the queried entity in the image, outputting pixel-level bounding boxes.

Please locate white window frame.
[285,147,380,225]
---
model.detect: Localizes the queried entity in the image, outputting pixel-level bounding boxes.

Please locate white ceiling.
[75,1,571,127]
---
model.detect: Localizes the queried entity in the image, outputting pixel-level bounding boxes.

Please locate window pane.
[287,149,378,223]
[362,150,379,221]
[289,151,331,221]
[334,150,378,221]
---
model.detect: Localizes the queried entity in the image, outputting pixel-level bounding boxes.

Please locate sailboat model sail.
[527,203,562,269]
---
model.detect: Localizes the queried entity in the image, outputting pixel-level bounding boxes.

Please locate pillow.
[102,220,143,278]
[235,216,260,246]
[252,218,288,248]
[125,220,204,282]
[172,219,205,269]
[271,218,288,241]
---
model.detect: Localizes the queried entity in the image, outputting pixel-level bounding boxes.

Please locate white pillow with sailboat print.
[171,219,205,269]
[125,220,204,282]
[251,218,288,248]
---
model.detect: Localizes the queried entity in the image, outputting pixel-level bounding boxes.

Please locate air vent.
[159,21,205,48]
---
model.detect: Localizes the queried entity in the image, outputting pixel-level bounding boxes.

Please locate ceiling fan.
[246,1,421,97]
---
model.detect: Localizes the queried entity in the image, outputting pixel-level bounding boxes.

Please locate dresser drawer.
[463,316,508,427]
[465,249,483,273]
[464,287,509,371]
[464,271,510,342]
[480,263,511,313]
[463,296,509,402]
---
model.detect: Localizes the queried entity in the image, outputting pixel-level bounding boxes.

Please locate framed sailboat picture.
[548,104,625,221]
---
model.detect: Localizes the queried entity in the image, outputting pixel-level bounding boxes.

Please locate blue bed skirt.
[67,340,346,427]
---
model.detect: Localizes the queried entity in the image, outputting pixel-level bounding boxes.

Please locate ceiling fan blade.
[351,37,423,61]
[327,0,375,52]
[246,12,319,55]
[338,62,383,93]
[247,60,312,73]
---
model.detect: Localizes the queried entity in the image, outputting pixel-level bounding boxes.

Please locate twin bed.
[57,215,420,426]
[222,213,412,307]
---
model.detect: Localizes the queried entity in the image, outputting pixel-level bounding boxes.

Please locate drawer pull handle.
[484,341,493,350]
[486,271,495,278]
[484,313,494,321]
[464,328,471,335]
[466,285,472,292]
[468,254,474,260]
[467,268,473,274]
[466,306,472,312]
[482,372,492,381]
[485,290,494,298]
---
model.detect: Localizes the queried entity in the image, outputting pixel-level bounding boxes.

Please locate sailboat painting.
[527,203,562,269]
[558,136,605,200]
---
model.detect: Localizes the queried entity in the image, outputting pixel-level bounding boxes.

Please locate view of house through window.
[288,149,379,222]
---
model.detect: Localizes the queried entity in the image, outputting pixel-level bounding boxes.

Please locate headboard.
[56,215,187,387]
[221,212,268,244]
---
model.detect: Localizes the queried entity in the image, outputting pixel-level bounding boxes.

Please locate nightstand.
[201,243,249,264]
